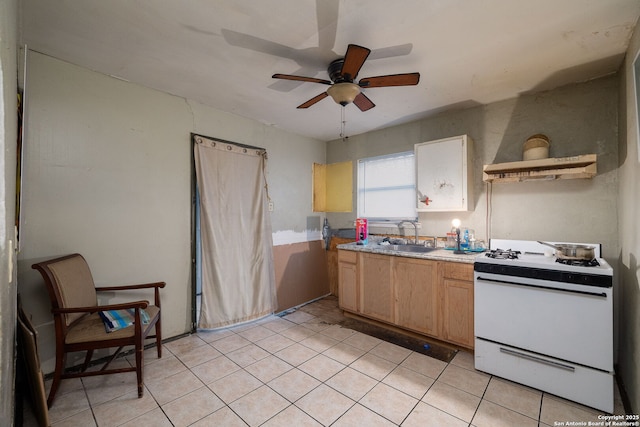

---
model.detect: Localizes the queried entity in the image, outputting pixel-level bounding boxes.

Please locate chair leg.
[47,347,66,408]
[156,317,162,358]
[136,339,144,398]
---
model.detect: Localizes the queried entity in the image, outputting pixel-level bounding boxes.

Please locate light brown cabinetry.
[440,262,474,348]
[337,249,475,349]
[338,250,358,312]
[359,253,394,323]
[394,257,438,336]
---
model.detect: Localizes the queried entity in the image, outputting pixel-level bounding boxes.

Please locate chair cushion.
[48,256,98,326]
[65,305,160,344]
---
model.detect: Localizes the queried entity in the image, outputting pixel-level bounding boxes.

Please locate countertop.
[337,242,481,264]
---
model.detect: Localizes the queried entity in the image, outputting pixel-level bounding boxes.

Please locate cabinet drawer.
[338,250,357,264]
[442,262,473,281]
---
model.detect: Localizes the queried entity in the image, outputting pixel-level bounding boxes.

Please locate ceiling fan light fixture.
[327,82,361,106]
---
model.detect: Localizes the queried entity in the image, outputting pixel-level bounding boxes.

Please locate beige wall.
[619,17,640,414]
[327,76,619,260]
[0,0,18,423]
[17,52,327,373]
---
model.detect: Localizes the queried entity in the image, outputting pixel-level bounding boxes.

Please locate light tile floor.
[25,296,626,426]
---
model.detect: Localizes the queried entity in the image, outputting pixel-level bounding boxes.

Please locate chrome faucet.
[398,220,420,245]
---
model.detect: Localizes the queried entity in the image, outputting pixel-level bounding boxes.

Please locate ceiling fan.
[272,44,420,111]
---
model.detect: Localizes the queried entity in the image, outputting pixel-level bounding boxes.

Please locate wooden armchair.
[32,253,165,407]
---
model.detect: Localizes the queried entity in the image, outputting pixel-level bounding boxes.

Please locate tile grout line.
[209,318,449,426]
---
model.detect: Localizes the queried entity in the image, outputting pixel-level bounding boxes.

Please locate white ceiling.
[20,0,640,142]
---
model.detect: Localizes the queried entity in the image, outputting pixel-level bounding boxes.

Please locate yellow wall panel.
[313,161,352,212]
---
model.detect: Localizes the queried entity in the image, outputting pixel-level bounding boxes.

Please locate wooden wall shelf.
[483,154,597,183]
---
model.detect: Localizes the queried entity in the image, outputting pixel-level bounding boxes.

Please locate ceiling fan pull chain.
[340,107,348,142]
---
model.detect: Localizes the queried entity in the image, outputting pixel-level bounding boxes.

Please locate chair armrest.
[96,281,166,291]
[96,281,165,308]
[52,300,149,315]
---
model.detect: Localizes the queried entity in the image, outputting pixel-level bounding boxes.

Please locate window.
[357,151,416,220]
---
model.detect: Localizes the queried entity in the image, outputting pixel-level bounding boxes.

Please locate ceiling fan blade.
[272,74,332,85]
[359,73,420,88]
[353,93,375,112]
[297,92,329,109]
[269,67,324,92]
[340,44,371,81]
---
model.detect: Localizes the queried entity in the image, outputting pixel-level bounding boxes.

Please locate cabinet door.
[415,135,473,212]
[393,257,438,336]
[338,251,358,312]
[441,278,474,348]
[359,253,394,323]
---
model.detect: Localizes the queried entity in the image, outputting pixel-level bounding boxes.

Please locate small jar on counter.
[445,232,457,249]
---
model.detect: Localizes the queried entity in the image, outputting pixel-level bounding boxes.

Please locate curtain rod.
[191,133,265,152]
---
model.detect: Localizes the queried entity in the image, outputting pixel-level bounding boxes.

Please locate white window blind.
[357,151,416,220]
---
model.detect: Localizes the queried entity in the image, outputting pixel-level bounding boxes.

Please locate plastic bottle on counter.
[356,218,368,245]
[461,229,470,250]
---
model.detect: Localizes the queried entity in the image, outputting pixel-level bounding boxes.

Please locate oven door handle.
[475,276,608,298]
[499,347,575,372]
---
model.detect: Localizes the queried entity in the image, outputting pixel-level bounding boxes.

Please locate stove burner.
[486,249,521,259]
[555,258,600,267]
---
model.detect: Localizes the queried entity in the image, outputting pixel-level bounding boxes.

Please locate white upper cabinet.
[415,135,474,212]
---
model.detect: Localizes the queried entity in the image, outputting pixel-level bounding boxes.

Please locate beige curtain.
[194,135,276,329]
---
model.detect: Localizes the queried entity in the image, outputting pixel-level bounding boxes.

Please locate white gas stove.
[478,238,613,274]
[474,239,614,413]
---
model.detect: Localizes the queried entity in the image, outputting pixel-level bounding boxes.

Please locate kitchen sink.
[380,244,437,253]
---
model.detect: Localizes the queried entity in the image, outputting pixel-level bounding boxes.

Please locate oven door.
[474,271,613,372]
